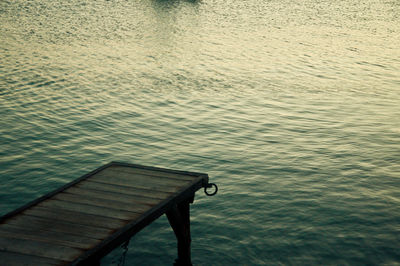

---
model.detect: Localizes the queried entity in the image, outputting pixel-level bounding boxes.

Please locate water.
[1,0,400,264]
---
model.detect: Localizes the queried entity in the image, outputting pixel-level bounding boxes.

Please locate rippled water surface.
[1,0,400,264]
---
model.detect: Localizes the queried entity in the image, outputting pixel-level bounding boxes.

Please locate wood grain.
[0,162,209,265]
[101,165,198,182]
[76,180,172,200]
[0,250,66,266]
[0,236,82,261]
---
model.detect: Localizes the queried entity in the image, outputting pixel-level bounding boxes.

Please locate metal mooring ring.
[204,183,218,196]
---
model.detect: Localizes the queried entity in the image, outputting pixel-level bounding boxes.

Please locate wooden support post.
[166,197,194,266]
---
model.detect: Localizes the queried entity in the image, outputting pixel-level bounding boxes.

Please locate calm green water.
[1,0,400,264]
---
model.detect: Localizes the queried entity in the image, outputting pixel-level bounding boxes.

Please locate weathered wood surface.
[0,162,209,265]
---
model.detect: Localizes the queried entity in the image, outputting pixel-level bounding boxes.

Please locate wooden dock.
[0,162,217,266]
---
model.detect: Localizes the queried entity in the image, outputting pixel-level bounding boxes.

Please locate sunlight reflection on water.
[1,0,400,264]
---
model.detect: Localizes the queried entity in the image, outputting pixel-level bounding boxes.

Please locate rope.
[111,238,131,266]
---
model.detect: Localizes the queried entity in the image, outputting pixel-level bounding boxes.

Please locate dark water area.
[1,0,400,264]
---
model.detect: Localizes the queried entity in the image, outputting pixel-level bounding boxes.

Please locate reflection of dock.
[0,162,217,265]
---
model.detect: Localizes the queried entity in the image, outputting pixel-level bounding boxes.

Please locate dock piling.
[167,198,193,266]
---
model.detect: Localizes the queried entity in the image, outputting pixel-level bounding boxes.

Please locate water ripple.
[1,0,400,265]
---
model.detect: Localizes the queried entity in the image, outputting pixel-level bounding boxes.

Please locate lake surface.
[1,0,399,264]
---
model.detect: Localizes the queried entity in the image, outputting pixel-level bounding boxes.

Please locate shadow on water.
[151,0,200,9]
[147,0,201,44]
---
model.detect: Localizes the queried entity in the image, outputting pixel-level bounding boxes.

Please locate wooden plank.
[90,174,186,193]
[0,236,82,261]
[70,188,202,266]
[64,186,161,206]
[75,180,172,200]
[110,162,208,177]
[0,163,116,225]
[0,250,66,266]
[0,225,99,249]
[0,162,211,265]
[95,169,193,187]
[53,192,152,213]
[39,198,142,221]
[102,165,198,182]
[24,205,128,230]
[5,214,113,240]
